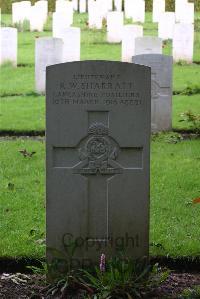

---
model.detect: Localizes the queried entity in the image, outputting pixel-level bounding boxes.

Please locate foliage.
[179,286,200,299]
[179,111,200,133]
[80,256,169,298]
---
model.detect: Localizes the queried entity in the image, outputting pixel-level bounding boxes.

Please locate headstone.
[88,0,103,29]
[158,12,175,40]
[152,0,165,23]
[52,12,71,37]
[55,0,73,25]
[132,0,145,23]
[30,5,45,32]
[175,0,188,22]
[34,0,48,23]
[35,37,63,94]
[114,0,122,11]
[135,37,162,56]
[79,0,86,13]
[124,0,134,19]
[122,25,143,62]
[72,0,78,11]
[46,61,151,265]
[12,1,31,24]
[133,54,173,132]
[57,27,80,62]
[0,27,18,67]
[173,23,194,63]
[107,12,123,43]
[178,3,194,24]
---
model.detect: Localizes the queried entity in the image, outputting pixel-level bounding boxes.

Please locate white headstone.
[72,0,78,11]
[12,1,31,24]
[88,0,103,29]
[178,3,194,24]
[173,23,194,63]
[135,37,162,56]
[158,12,175,40]
[57,27,80,62]
[124,0,134,19]
[175,0,187,22]
[132,0,145,23]
[35,37,63,94]
[107,12,124,43]
[79,0,86,13]
[52,12,71,37]
[30,5,45,32]
[122,25,143,62]
[56,0,73,24]
[34,0,48,23]
[114,0,122,11]
[0,27,18,67]
[152,0,165,22]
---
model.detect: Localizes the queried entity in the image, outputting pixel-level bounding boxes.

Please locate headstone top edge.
[46,60,151,72]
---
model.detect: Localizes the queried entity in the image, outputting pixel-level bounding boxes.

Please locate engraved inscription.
[52,73,143,106]
[74,123,123,175]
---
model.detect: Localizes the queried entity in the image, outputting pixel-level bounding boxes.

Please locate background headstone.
[79,0,86,13]
[175,0,188,22]
[58,27,81,62]
[133,54,173,132]
[122,25,143,62]
[107,12,123,43]
[0,27,18,67]
[152,0,165,22]
[30,5,45,32]
[173,23,194,63]
[35,37,63,94]
[178,3,194,24]
[135,37,163,56]
[114,0,122,11]
[158,12,175,40]
[46,61,151,264]
[52,12,71,37]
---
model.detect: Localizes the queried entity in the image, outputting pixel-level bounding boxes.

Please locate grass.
[0,137,200,258]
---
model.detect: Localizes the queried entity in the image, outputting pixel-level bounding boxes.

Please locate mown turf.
[0,137,200,258]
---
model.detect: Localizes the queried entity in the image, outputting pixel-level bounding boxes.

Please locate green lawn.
[0,11,200,260]
[0,137,200,258]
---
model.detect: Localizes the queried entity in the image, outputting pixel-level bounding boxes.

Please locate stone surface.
[30,5,45,32]
[114,0,122,11]
[152,0,165,22]
[34,0,48,23]
[175,0,188,22]
[35,37,63,94]
[122,25,143,62]
[107,12,123,43]
[46,61,151,265]
[132,0,145,23]
[12,1,31,24]
[124,0,134,19]
[55,0,73,24]
[133,54,173,132]
[173,23,194,63]
[79,0,86,13]
[58,27,80,62]
[88,0,103,29]
[135,37,162,56]
[178,3,194,24]
[0,27,17,66]
[52,12,71,37]
[158,12,175,40]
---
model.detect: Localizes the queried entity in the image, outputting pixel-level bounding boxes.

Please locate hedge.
[0,0,199,14]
